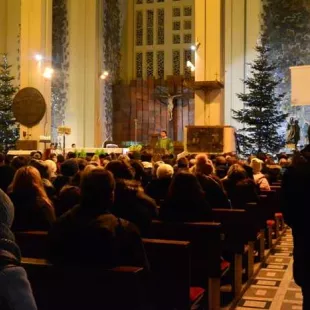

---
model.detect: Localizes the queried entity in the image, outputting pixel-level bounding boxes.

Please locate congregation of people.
[0,148,301,309]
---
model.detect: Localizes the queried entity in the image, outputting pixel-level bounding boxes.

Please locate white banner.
[290,65,310,106]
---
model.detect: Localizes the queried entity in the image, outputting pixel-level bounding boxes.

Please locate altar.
[65,148,129,155]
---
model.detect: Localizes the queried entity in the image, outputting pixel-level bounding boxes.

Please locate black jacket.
[48,205,149,269]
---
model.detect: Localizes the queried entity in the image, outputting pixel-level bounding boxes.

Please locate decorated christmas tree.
[0,54,19,152]
[232,37,288,155]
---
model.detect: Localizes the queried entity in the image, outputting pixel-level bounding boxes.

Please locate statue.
[154,86,187,121]
[286,117,300,149]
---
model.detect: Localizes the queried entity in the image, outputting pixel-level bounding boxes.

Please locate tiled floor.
[236,229,303,310]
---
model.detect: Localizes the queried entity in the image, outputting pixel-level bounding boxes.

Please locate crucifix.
[155,87,185,121]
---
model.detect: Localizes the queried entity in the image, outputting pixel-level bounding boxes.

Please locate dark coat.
[281,163,310,287]
[222,178,259,209]
[145,178,172,206]
[9,193,56,232]
[48,205,149,269]
[112,180,158,234]
[196,174,231,209]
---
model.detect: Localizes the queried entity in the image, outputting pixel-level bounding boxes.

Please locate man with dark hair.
[48,168,149,269]
[156,130,174,154]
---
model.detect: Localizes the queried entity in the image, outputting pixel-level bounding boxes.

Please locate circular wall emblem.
[12,87,46,127]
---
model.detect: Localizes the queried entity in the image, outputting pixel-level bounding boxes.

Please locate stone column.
[20,0,52,146]
[194,0,224,126]
[66,0,99,148]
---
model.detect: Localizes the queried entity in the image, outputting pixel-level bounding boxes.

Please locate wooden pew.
[146,220,222,310]
[143,238,194,309]
[16,232,195,309]
[15,230,48,258]
[211,208,258,298]
[22,258,146,310]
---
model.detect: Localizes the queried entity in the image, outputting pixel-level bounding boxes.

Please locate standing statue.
[286,118,300,149]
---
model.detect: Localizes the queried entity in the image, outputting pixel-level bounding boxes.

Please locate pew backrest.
[22,258,146,310]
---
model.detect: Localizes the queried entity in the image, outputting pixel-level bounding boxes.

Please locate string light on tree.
[100,71,109,80]
[0,54,19,152]
[43,67,54,80]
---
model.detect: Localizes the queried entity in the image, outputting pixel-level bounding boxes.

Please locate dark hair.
[161,130,167,135]
[77,158,88,171]
[140,150,153,163]
[130,160,145,181]
[177,157,189,168]
[57,154,65,163]
[0,153,5,163]
[11,156,28,171]
[105,160,134,180]
[66,151,77,159]
[29,159,49,179]
[80,169,115,208]
[60,159,79,177]
[162,172,210,221]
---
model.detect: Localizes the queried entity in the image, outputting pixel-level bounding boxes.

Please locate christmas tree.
[232,37,288,155]
[0,54,19,152]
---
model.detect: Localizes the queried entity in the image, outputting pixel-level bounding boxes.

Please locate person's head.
[250,158,264,174]
[167,171,205,202]
[29,159,49,179]
[80,168,115,209]
[130,160,145,181]
[160,130,167,139]
[105,160,134,180]
[71,143,76,148]
[11,156,28,171]
[50,143,55,150]
[31,151,42,160]
[227,164,247,183]
[10,166,51,205]
[0,189,16,248]
[215,156,226,166]
[194,154,214,175]
[60,159,79,177]
[156,164,174,179]
[56,154,65,164]
[140,150,153,163]
[45,159,57,179]
[66,151,77,159]
[177,157,189,169]
[49,153,57,162]
[77,158,88,171]
[0,189,14,228]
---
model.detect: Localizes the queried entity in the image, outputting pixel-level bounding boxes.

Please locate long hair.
[167,171,205,205]
[11,166,53,209]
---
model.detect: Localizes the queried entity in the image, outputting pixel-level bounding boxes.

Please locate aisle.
[236,229,303,310]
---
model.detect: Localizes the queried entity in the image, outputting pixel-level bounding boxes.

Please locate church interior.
[0,0,310,309]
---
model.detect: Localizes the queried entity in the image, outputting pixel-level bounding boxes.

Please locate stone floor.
[236,229,303,310]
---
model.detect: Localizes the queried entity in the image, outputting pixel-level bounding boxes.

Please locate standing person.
[155,130,174,154]
[281,151,310,309]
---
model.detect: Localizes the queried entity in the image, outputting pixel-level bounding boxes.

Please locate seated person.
[9,166,56,231]
[0,189,37,310]
[222,164,259,208]
[106,161,158,235]
[160,172,213,222]
[48,168,149,269]
[250,158,271,191]
[145,164,174,206]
